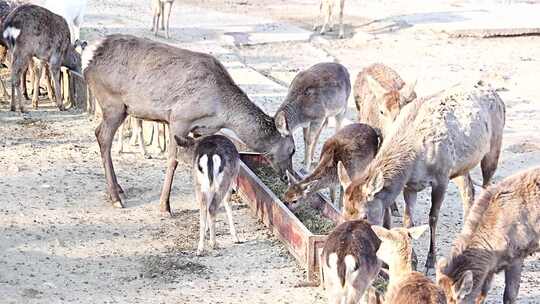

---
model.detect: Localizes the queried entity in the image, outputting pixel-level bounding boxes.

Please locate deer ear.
[174,135,194,148]
[371,225,392,241]
[400,79,417,103]
[407,224,428,240]
[274,111,290,137]
[303,179,318,192]
[366,170,384,195]
[456,270,474,300]
[365,75,386,99]
[337,161,352,188]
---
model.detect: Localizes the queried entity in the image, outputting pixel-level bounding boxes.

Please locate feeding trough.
[235,152,342,282]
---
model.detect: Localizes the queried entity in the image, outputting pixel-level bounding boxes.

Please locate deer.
[175,135,241,256]
[82,34,295,215]
[2,4,80,112]
[283,123,379,209]
[354,63,417,217]
[117,117,168,158]
[337,82,506,274]
[321,220,382,304]
[43,0,87,43]
[151,0,174,39]
[436,166,540,304]
[371,225,447,304]
[274,62,350,171]
[313,0,346,38]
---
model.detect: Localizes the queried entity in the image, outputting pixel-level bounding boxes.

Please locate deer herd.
[0,1,538,304]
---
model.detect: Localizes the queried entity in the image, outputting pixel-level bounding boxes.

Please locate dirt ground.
[1,0,540,303]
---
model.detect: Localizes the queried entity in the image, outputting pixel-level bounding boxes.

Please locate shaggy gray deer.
[321,220,381,304]
[283,123,379,207]
[436,166,540,304]
[354,63,416,217]
[371,225,446,304]
[2,4,80,112]
[338,82,505,273]
[354,63,417,138]
[82,34,295,214]
[151,0,174,39]
[178,135,240,256]
[275,62,350,171]
[313,0,346,38]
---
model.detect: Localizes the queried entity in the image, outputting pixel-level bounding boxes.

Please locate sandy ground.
[1,0,540,303]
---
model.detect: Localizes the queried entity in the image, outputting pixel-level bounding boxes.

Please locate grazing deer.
[82,34,295,214]
[321,220,382,304]
[177,135,240,256]
[275,62,350,171]
[337,82,505,274]
[371,225,446,304]
[314,0,346,38]
[283,123,379,208]
[354,63,417,139]
[43,0,87,43]
[151,0,174,39]
[436,167,540,304]
[2,4,80,112]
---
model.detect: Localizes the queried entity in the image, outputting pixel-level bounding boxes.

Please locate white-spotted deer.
[371,225,446,304]
[275,62,350,171]
[321,220,382,304]
[436,166,540,304]
[338,82,505,274]
[82,34,295,214]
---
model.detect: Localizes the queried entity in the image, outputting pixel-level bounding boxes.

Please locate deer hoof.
[112,200,125,209]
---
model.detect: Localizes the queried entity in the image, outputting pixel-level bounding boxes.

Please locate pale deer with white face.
[338,82,505,274]
[436,167,540,304]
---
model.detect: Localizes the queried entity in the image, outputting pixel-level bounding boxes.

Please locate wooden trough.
[235,152,342,282]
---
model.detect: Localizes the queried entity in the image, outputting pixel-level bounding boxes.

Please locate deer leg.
[424,179,448,274]
[306,119,327,171]
[403,188,417,228]
[160,2,165,30]
[383,208,391,229]
[503,259,524,304]
[476,273,494,304]
[21,64,30,101]
[43,64,54,102]
[10,54,29,112]
[0,77,9,98]
[454,173,475,220]
[134,118,150,159]
[208,208,217,250]
[313,0,323,31]
[116,121,125,154]
[338,0,345,38]
[223,190,239,243]
[320,3,330,35]
[95,106,127,208]
[481,134,502,188]
[196,188,208,256]
[31,61,42,109]
[164,1,173,39]
[159,122,190,215]
[48,63,64,111]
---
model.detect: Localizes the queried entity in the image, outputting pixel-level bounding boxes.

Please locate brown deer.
[436,166,540,304]
[275,62,350,171]
[371,225,446,304]
[177,135,240,256]
[321,220,382,304]
[283,123,379,209]
[337,82,505,274]
[354,63,417,139]
[151,0,174,39]
[82,34,295,214]
[2,4,80,112]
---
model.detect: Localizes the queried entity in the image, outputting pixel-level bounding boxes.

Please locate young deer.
[313,0,346,38]
[82,34,294,214]
[338,82,505,274]
[321,220,382,304]
[2,4,79,112]
[371,225,446,304]
[436,166,540,304]
[354,63,417,139]
[151,0,174,39]
[283,123,379,207]
[178,135,240,256]
[275,62,350,171]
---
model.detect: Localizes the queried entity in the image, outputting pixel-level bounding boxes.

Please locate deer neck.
[277,101,307,131]
[387,256,414,287]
